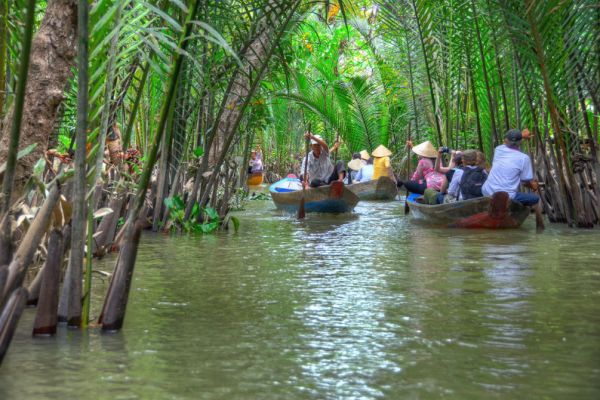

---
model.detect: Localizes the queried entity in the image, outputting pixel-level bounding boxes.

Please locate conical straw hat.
[359,150,370,160]
[348,159,364,171]
[412,140,437,158]
[372,144,392,158]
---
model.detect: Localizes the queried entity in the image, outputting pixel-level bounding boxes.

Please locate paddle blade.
[489,191,509,219]
[298,196,306,219]
[330,181,343,199]
[535,202,545,232]
[404,190,410,215]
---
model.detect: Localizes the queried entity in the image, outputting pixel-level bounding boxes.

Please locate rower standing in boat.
[482,129,539,206]
[301,132,346,188]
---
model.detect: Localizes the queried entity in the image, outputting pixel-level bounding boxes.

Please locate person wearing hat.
[301,131,346,187]
[397,140,446,194]
[248,146,263,174]
[481,128,539,205]
[371,144,396,183]
[354,156,374,182]
[359,149,370,162]
[347,157,364,183]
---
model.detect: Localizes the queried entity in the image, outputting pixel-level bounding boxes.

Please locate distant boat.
[270,178,359,214]
[406,191,530,228]
[347,176,398,201]
[247,172,264,186]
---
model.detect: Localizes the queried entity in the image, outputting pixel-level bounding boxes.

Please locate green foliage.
[164,195,221,234]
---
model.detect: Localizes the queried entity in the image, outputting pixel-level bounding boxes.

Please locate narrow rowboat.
[347,176,398,201]
[270,178,359,214]
[247,172,264,186]
[406,191,530,228]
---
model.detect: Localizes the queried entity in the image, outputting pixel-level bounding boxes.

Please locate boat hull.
[406,192,530,229]
[347,176,398,201]
[247,172,264,186]
[270,180,359,214]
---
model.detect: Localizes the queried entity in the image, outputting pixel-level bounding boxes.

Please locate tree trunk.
[0,0,77,197]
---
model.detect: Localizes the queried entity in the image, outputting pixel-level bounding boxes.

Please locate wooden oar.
[402,143,411,215]
[534,188,545,232]
[298,125,311,219]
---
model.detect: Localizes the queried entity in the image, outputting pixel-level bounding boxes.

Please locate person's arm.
[304,132,329,153]
[330,140,340,153]
[435,148,451,174]
[447,169,463,197]
[301,156,308,183]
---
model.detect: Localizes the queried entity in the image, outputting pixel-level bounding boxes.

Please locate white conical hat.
[348,159,365,171]
[372,145,392,158]
[412,140,437,158]
[359,150,370,160]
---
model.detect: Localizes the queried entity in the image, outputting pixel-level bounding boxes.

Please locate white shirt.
[301,149,334,182]
[355,164,374,182]
[482,145,533,199]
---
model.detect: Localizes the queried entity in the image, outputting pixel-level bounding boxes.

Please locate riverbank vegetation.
[0,0,598,364]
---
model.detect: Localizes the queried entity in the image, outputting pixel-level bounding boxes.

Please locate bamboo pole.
[0,0,37,264]
[32,228,63,336]
[100,0,201,331]
[63,0,90,328]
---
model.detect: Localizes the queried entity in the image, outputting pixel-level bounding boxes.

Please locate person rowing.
[482,128,539,206]
[397,140,446,194]
[300,131,346,188]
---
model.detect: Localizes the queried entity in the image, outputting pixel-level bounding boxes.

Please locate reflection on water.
[1,199,599,399]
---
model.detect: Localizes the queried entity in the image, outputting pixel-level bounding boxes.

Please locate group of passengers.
[301,131,396,187]
[299,128,540,207]
[397,128,540,206]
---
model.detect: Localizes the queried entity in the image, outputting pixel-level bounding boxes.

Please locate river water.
[1,197,599,399]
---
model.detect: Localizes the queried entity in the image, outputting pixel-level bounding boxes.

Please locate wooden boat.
[347,176,398,201]
[247,172,264,186]
[270,178,359,214]
[406,191,530,228]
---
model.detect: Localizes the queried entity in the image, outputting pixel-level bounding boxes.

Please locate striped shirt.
[301,150,334,182]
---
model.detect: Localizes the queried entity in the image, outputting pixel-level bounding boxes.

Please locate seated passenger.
[300,132,346,188]
[482,129,539,205]
[359,149,370,163]
[372,145,396,183]
[397,140,446,194]
[355,157,374,182]
[248,147,263,174]
[447,150,487,201]
[347,157,364,183]
[435,148,463,195]
[435,148,463,183]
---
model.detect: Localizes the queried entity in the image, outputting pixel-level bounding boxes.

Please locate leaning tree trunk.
[0,0,77,198]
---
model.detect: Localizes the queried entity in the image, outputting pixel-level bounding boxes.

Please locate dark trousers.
[305,161,346,188]
[399,180,427,195]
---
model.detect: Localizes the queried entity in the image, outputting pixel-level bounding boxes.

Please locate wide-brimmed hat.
[359,149,370,160]
[412,141,437,158]
[310,134,323,145]
[372,144,392,158]
[348,159,365,171]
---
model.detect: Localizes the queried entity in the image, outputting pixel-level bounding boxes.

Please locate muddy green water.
[1,198,600,399]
